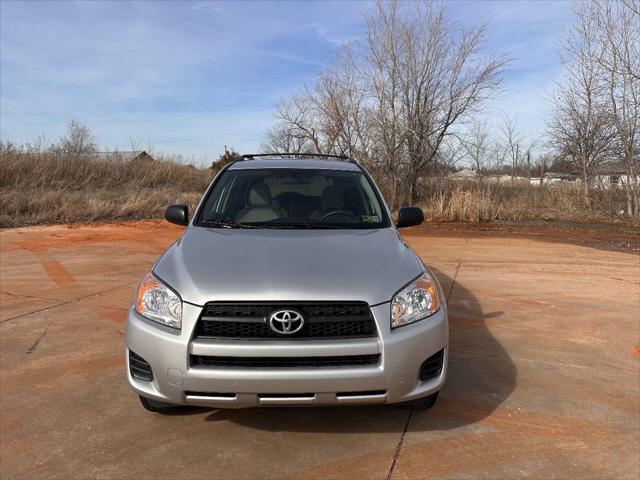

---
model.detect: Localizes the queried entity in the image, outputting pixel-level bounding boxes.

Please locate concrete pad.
[0,221,638,479]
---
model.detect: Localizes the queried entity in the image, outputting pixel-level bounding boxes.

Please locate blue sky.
[1,0,573,165]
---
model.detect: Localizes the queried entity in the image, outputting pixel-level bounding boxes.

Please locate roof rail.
[239,153,357,163]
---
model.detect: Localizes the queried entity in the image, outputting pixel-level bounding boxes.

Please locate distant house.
[449,168,478,180]
[449,169,533,184]
[543,172,578,185]
[92,151,154,162]
[593,161,639,189]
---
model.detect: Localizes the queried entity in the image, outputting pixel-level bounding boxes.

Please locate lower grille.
[190,354,380,368]
[184,390,387,400]
[258,393,314,399]
[419,349,444,381]
[129,351,153,381]
[184,391,236,398]
[336,390,386,397]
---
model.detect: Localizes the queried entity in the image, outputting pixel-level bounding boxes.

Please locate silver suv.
[126,154,448,413]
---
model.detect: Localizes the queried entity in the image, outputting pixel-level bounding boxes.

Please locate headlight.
[391,271,440,328]
[135,272,182,329]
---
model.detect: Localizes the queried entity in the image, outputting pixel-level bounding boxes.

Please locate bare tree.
[536,153,555,186]
[270,47,371,158]
[462,121,491,176]
[595,0,640,81]
[368,0,507,202]
[549,6,616,203]
[273,94,326,154]
[312,47,373,159]
[486,140,507,173]
[55,119,97,156]
[262,123,312,154]
[364,0,409,205]
[499,114,527,179]
[622,0,640,17]
[266,0,507,205]
[588,0,639,215]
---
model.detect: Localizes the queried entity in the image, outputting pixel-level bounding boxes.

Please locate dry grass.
[418,179,631,224]
[0,152,634,228]
[0,152,213,228]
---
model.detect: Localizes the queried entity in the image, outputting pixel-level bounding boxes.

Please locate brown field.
[1,221,638,479]
[418,178,632,224]
[0,152,213,228]
[1,152,636,228]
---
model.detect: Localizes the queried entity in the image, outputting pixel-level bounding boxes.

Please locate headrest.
[248,184,272,207]
[321,185,345,209]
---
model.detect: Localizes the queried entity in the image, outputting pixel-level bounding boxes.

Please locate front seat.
[236,184,282,223]
[310,185,346,221]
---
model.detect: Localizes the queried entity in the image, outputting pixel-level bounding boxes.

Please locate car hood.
[153,227,423,306]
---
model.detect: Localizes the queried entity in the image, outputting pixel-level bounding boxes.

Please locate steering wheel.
[319,210,358,222]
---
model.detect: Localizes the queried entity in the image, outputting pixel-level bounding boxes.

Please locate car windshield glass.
[196,168,389,229]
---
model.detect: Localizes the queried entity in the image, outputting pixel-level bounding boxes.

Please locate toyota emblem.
[269,309,305,335]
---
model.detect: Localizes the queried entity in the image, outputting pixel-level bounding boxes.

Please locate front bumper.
[125,302,448,408]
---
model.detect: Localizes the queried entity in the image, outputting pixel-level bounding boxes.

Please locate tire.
[138,395,186,414]
[400,391,439,410]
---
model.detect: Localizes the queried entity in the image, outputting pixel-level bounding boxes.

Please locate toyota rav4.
[126,154,448,413]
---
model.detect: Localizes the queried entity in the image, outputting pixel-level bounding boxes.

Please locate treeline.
[0,127,631,227]
[262,0,639,216]
[548,0,639,215]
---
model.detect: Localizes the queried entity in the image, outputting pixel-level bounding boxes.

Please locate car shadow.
[196,268,517,432]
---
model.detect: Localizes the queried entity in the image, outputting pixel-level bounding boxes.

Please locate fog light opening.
[419,349,444,381]
[129,350,154,382]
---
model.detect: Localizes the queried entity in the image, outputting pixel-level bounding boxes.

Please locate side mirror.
[396,206,424,228]
[165,204,189,226]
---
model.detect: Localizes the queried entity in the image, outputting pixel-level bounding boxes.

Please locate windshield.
[196,168,389,229]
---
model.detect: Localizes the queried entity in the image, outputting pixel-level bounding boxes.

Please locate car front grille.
[190,354,380,368]
[195,302,377,340]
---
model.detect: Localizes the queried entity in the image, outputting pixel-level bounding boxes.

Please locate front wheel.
[139,395,186,414]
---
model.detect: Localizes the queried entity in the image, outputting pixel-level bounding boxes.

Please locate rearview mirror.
[396,206,424,229]
[165,204,189,226]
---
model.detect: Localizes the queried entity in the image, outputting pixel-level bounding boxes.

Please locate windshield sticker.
[362,215,380,223]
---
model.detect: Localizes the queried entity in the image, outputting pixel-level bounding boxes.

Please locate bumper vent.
[195,302,376,340]
[129,351,153,381]
[419,349,444,381]
[190,354,380,368]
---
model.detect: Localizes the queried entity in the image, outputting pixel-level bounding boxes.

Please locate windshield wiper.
[262,223,343,229]
[199,220,263,229]
[201,220,350,229]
